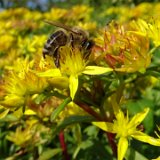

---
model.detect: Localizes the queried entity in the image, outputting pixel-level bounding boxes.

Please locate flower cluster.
[0,3,160,160]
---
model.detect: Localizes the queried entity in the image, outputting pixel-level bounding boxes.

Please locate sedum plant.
[0,3,160,160]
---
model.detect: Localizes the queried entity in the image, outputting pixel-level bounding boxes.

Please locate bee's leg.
[42,48,48,58]
[54,48,60,68]
[43,52,46,58]
[69,33,74,47]
[82,40,94,59]
[43,44,52,58]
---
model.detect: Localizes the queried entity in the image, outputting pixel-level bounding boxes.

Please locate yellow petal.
[129,108,149,127]
[83,66,113,75]
[152,156,160,160]
[128,31,147,37]
[92,121,115,133]
[0,106,10,119]
[36,69,61,77]
[69,75,78,100]
[24,109,36,115]
[1,95,25,108]
[118,137,128,160]
[131,131,160,146]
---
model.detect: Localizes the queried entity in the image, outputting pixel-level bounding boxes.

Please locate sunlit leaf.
[83,66,113,75]
[39,148,62,160]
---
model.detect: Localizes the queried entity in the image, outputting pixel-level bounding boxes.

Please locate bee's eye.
[78,32,83,37]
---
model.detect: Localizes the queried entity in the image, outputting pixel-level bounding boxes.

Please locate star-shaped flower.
[93,107,160,160]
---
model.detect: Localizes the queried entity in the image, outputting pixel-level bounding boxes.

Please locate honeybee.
[43,20,94,67]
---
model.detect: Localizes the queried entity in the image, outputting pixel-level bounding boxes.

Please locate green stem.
[50,97,72,122]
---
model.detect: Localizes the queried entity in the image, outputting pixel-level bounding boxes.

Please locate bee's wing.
[44,20,79,34]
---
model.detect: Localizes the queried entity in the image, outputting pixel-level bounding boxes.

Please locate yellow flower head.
[0,34,15,51]
[131,2,153,19]
[25,96,62,121]
[58,46,113,99]
[130,18,160,47]
[0,58,48,108]
[59,46,87,76]
[37,45,112,100]
[65,5,93,23]
[6,126,33,147]
[93,101,160,160]
[102,6,131,23]
[77,22,97,32]
[6,119,49,147]
[44,8,67,21]
[94,21,151,72]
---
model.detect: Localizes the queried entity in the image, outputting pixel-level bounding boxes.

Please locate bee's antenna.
[44,20,79,34]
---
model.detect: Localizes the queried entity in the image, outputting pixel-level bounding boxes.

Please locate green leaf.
[50,97,72,122]
[84,125,99,138]
[34,93,47,104]
[0,108,10,119]
[54,115,94,134]
[73,140,93,159]
[39,148,62,160]
[126,147,148,160]
[72,124,82,144]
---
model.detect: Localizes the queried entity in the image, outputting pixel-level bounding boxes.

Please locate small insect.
[43,20,94,67]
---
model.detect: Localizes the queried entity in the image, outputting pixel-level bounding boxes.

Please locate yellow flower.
[0,58,48,108]
[6,119,39,147]
[0,49,18,69]
[17,35,47,56]
[59,46,113,100]
[77,22,97,32]
[131,2,153,20]
[93,107,160,160]
[36,46,112,100]
[6,126,32,147]
[24,96,61,121]
[0,8,29,20]
[44,8,67,21]
[94,21,151,73]
[65,5,93,23]
[102,6,131,23]
[152,156,160,160]
[130,18,160,47]
[0,34,15,51]
[34,56,69,90]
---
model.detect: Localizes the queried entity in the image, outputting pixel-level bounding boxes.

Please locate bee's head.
[72,27,89,42]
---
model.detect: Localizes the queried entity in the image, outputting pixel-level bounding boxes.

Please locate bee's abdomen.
[43,30,68,58]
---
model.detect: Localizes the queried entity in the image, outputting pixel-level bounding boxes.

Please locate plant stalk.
[59,131,70,160]
[76,101,117,158]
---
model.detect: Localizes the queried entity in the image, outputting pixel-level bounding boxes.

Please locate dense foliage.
[0,2,160,160]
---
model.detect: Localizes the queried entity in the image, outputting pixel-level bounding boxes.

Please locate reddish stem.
[59,131,70,160]
[75,101,117,158]
[76,101,102,120]
[106,132,117,157]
